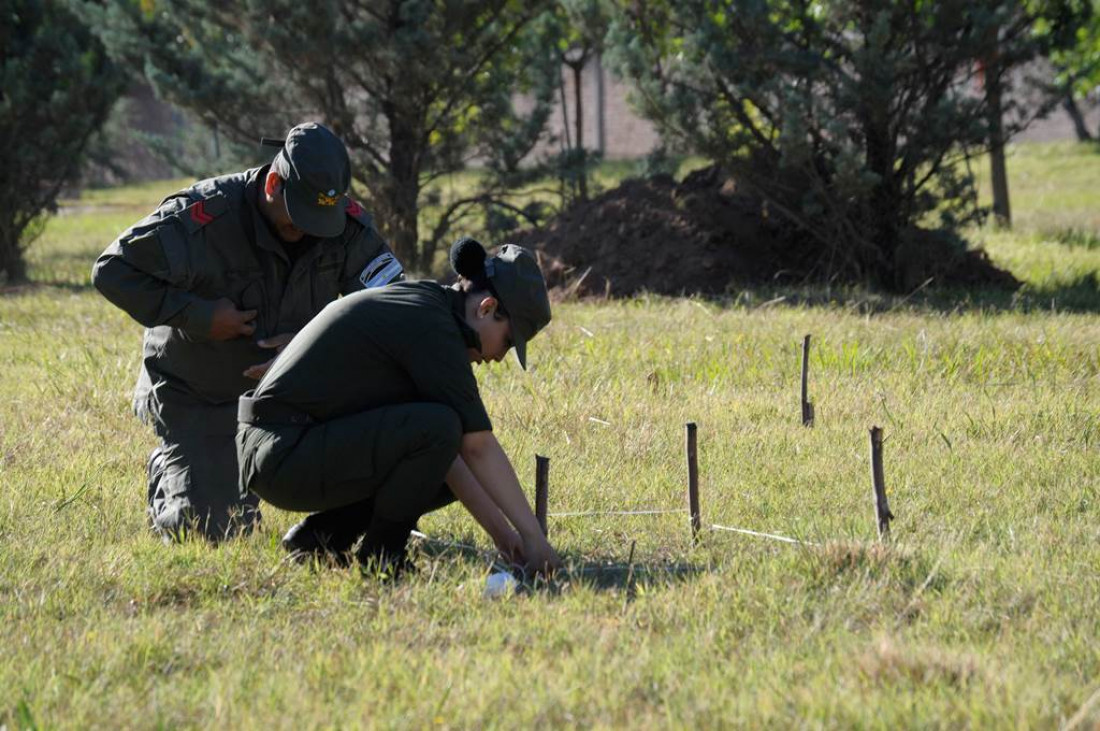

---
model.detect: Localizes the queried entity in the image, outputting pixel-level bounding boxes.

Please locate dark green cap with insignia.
[485,244,552,370]
[262,122,351,238]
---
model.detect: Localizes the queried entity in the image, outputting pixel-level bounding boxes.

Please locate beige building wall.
[534,56,662,161]
[533,56,1097,160]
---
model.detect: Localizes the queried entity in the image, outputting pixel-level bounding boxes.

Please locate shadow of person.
[412,533,705,596]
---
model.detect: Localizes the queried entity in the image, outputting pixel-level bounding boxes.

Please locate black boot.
[356,515,419,579]
[282,498,374,567]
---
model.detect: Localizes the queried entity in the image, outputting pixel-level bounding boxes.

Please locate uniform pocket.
[228,274,266,337]
[311,252,346,309]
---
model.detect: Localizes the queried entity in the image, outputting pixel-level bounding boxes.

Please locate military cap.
[262,122,351,238]
[485,244,552,370]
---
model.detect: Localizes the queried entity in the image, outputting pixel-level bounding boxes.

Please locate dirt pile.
[510,166,788,297]
[509,166,1018,297]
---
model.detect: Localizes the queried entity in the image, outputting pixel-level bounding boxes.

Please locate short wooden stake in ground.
[801,334,815,427]
[869,426,894,540]
[685,422,702,543]
[535,455,550,536]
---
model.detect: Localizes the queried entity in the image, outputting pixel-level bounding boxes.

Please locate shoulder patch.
[345,197,373,227]
[359,251,404,289]
[180,192,229,234]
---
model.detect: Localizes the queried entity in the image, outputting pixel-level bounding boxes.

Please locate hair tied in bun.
[450,237,488,279]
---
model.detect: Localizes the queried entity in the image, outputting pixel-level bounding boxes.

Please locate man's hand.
[209,297,257,341]
[243,332,295,380]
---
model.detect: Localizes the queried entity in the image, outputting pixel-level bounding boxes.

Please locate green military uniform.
[237,242,553,568]
[236,282,490,553]
[93,124,402,541]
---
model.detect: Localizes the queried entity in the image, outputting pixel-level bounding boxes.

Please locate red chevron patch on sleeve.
[190,201,214,226]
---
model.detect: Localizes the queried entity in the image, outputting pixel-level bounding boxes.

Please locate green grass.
[2,143,1099,728]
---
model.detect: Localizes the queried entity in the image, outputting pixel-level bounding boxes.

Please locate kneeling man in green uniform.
[237,238,560,574]
[94,123,403,542]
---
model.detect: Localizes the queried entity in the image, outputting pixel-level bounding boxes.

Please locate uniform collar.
[447,286,482,352]
[245,166,285,258]
[245,165,323,262]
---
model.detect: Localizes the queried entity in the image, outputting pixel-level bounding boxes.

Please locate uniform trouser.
[238,402,462,537]
[146,400,261,542]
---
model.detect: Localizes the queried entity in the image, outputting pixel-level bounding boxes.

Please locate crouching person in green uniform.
[237,238,561,575]
[93,123,404,543]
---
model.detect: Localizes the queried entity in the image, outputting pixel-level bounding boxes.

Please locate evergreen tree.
[608,0,1080,288]
[550,0,612,202]
[83,0,559,271]
[0,0,124,283]
[1046,0,1099,140]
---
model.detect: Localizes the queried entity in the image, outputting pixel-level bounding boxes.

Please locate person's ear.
[264,170,282,198]
[476,296,498,319]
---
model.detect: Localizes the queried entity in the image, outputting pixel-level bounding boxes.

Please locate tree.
[1046,0,1100,140]
[607,0,1078,288]
[983,0,1095,225]
[83,0,560,271]
[550,0,612,202]
[0,0,124,284]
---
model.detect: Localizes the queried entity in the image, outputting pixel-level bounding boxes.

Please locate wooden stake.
[686,422,701,543]
[869,426,894,540]
[801,334,815,427]
[535,455,550,537]
[623,539,638,610]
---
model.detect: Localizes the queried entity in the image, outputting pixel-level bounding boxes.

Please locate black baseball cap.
[485,244,552,370]
[261,122,350,238]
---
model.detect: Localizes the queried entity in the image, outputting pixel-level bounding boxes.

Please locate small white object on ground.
[484,570,517,598]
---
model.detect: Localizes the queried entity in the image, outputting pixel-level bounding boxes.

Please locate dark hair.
[450,237,508,317]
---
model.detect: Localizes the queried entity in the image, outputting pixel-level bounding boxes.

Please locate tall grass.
[0,142,1097,728]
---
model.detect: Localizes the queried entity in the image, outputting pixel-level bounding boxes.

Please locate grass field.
[1,142,1098,728]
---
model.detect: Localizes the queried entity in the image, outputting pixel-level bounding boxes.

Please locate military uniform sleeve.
[399,323,492,434]
[339,202,404,294]
[91,198,218,336]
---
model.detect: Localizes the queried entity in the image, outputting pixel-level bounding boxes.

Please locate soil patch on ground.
[509,166,1019,297]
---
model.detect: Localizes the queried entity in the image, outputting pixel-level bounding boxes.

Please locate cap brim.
[284,183,346,238]
[512,333,528,370]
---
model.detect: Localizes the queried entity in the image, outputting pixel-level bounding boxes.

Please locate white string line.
[542,508,816,546]
[574,563,698,575]
[708,523,817,547]
[548,509,687,517]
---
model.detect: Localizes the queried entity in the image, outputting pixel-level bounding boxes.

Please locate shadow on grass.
[1,251,99,293]
[663,272,1100,315]
[0,279,95,296]
[414,535,705,595]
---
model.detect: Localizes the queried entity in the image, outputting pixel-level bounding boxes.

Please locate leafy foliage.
[83,0,561,270]
[546,0,613,203]
[0,0,124,283]
[607,0,1082,288]
[1046,0,1100,138]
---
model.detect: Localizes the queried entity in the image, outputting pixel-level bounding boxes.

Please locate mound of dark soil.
[510,166,1018,297]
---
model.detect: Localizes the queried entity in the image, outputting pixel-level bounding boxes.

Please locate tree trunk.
[986,61,1011,227]
[862,105,899,284]
[1063,93,1093,142]
[572,61,587,201]
[595,53,606,155]
[383,115,422,271]
[0,232,28,285]
[389,178,421,272]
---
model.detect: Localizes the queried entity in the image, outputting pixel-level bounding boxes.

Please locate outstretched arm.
[444,456,523,563]
[460,430,561,574]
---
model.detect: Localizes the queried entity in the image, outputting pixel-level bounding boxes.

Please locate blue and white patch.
[359,252,404,289]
